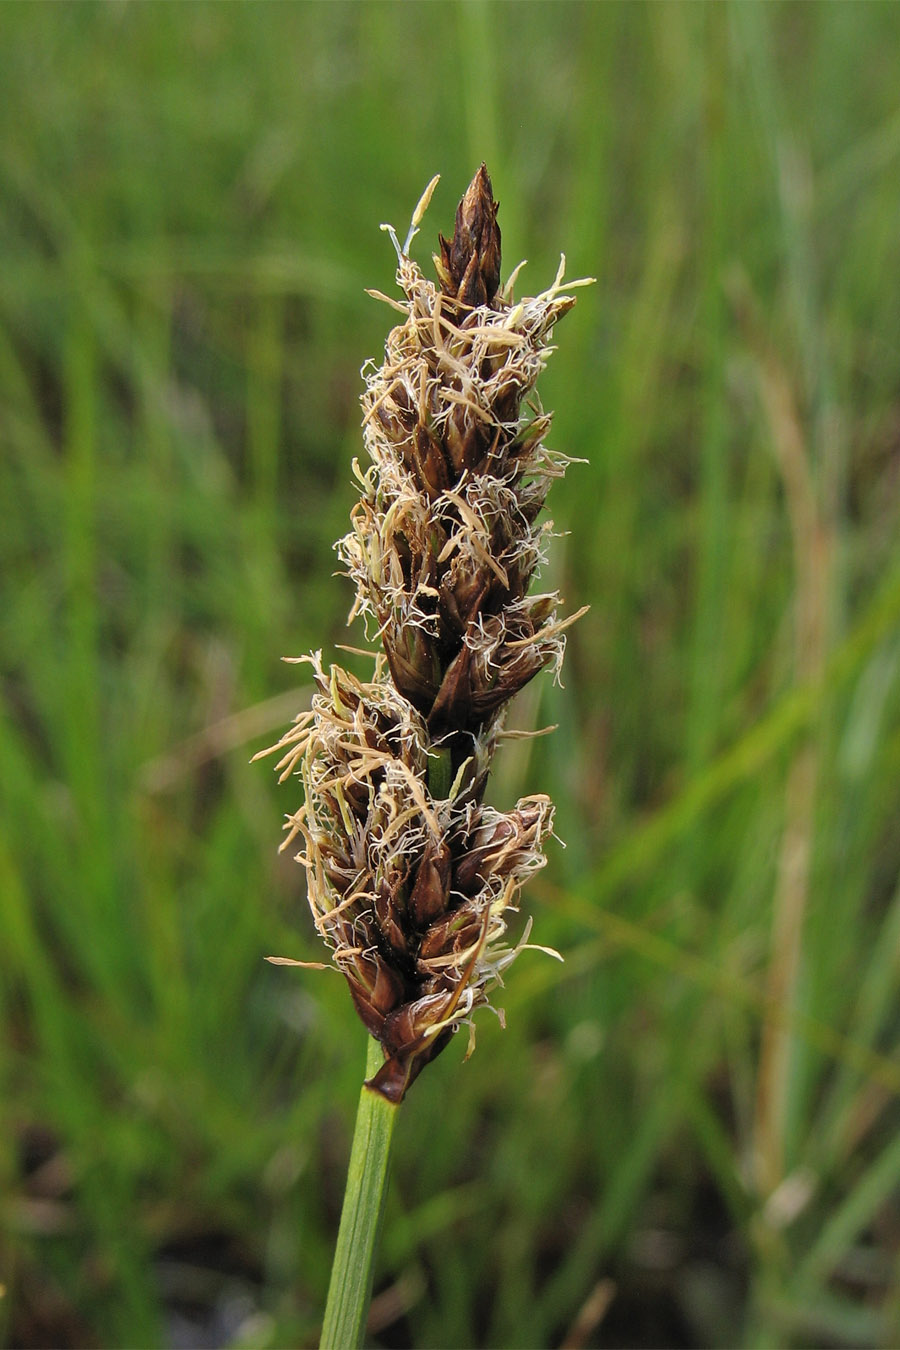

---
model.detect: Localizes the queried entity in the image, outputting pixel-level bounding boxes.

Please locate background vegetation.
[2,3,899,1346]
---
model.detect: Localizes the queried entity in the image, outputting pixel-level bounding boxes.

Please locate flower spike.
[261,167,589,1101]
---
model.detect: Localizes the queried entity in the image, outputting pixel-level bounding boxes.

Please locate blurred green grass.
[2,2,900,1346]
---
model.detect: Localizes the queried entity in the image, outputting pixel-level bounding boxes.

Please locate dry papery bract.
[262,167,590,1101]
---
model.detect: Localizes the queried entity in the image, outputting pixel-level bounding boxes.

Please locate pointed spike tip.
[437,163,502,308]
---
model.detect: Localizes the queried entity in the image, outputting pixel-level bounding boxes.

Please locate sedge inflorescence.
[264,166,590,1102]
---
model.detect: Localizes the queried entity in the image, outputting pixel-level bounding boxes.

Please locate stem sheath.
[428,745,453,801]
[320,1037,399,1349]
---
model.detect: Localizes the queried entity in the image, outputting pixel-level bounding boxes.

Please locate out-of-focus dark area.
[2,4,899,1346]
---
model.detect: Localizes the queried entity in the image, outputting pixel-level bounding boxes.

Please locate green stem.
[320,748,450,1347]
[320,1037,400,1349]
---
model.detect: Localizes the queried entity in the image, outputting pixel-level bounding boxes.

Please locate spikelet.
[261,166,590,1102]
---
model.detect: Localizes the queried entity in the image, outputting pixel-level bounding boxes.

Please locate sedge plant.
[259,166,591,1346]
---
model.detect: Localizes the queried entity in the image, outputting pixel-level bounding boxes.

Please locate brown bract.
[262,169,589,1101]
